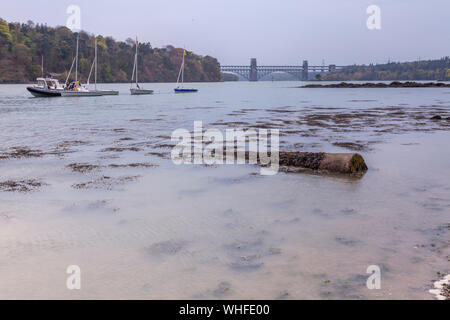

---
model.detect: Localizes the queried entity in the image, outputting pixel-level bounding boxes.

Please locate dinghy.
[174,49,198,93]
[87,37,119,96]
[130,38,153,95]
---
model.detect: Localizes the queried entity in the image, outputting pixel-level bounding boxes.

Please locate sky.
[1,0,449,66]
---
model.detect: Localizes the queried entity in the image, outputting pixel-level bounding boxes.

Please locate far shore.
[299,81,450,88]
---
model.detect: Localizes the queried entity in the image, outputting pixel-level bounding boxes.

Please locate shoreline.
[299,81,450,88]
[2,80,450,86]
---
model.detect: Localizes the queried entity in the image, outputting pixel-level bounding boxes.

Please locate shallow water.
[0,81,449,299]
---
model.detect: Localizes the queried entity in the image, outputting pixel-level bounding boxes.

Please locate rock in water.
[431,115,442,120]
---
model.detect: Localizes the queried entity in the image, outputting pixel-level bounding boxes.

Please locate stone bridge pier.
[249,58,258,82]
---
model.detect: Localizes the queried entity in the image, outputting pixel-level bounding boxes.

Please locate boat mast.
[131,43,136,88]
[135,37,138,87]
[41,55,44,78]
[75,34,79,83]
[176,49,185,86]
[95,37,97,90]
[87,58,94,85]
[181,50,184,86]
[65,56,76,85]
[176,60,182,86]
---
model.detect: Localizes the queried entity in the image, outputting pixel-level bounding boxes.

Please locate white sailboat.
[87,37,119,96]
[174,49,198,93]
[130,38,153,95]
[62,34,102,97]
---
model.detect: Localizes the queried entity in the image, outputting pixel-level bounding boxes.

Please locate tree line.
[0,18,221,83]
[323,57,450,81]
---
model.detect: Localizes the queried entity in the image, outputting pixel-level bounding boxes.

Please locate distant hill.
[323,58,450,81]
[0,18,221,84]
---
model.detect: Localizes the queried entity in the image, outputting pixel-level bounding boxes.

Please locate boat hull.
[27,86,62,97]
[61,91,103,97]
[130,89,153,95]
[174,88,198,93]
[95,90,119,96]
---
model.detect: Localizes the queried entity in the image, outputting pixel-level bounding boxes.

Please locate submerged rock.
[71,175,140,190]
[108,163,157,168]
[278,152,368,175]
[147,240,186,256]
[0,147,43,159]
[230,255,264,271]
[0,179,45,192]
[67,163,100,173]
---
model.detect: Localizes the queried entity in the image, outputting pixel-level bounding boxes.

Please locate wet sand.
[0,82,449,299]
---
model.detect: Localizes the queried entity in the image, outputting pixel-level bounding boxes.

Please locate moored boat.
[174,88,198,93]
[87,37,119,96]
[97,90,119,96]
[130,88,153,95]
[62,34,103,97]
[174,49,198,93]
[27,78,63,97]
[61,88,103,97]
[130,38,153,95]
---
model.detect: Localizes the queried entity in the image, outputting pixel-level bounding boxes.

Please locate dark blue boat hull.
[174,88,198,93]
[27,86,62,97]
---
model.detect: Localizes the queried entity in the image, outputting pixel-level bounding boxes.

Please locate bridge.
[220,58,345,81]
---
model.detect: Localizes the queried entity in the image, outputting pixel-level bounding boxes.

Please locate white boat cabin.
[34,78,63,90]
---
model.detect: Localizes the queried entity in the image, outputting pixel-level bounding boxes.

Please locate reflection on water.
[0,82,449,299]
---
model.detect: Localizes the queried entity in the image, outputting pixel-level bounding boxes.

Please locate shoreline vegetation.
[322,57,450,81]
[0,18,221,84]
[300,81,450,88]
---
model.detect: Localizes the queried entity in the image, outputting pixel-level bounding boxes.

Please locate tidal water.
[0,81,449,299]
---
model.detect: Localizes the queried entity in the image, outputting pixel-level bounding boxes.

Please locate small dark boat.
[27,78,63,97]
[174,88,198,93]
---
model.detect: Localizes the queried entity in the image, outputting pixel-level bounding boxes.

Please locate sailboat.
[62,34,102,97]
[174,49,198,93]
[87,37,119,96]
[130,38,153,95]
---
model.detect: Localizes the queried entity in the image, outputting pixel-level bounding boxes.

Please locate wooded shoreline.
[299,81,450,88]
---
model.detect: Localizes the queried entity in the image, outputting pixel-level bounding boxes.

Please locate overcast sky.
[2,0,449,66]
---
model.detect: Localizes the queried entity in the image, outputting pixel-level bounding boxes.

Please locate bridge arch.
[220,67,250,80]
[256,69,302,81]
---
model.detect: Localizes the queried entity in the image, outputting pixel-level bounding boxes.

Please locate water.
[0,81,449,299]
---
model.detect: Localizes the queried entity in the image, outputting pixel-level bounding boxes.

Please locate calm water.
[0,81,449,299]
